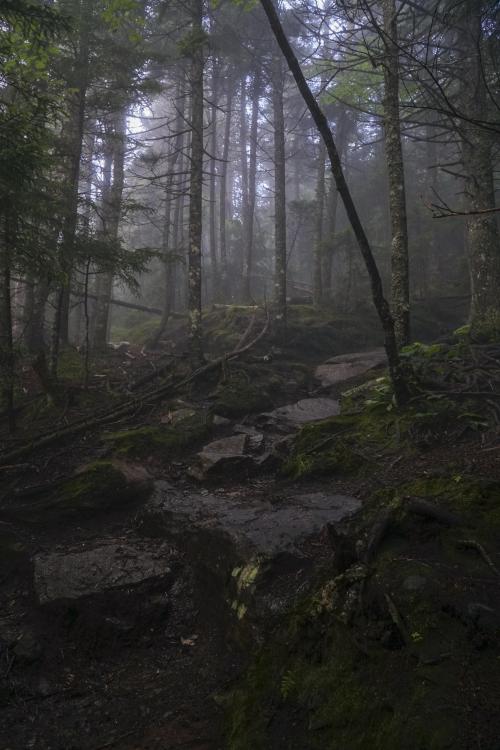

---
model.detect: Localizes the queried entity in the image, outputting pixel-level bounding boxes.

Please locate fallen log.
[0,313,270,467]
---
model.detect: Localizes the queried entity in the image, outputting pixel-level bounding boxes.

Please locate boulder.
[315,349,386,387]
[34,539,172,605]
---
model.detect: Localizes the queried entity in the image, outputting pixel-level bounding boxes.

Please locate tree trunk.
[260,0,409,404]
[460,0,500,337]
[53,0,93,364]
[209,60,219,301]
[0,210,16,432]
[272,59,287,330]
[187,0,205,363]
[150,79,185,348]
[382,0,410,347]
[219,76,233,302]
[93,106,126,350]
[313,139,326,305]
[241,70,260,302]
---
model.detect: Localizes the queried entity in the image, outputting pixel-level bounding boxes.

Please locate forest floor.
[1,304,499,750]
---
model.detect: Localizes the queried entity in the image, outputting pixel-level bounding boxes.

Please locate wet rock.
[213,414,232,426]
[315,349,386,387]
[33,539,173,605]
[261,397,340,427]
[145,484,361,621]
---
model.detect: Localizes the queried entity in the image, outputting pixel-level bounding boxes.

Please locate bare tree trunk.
[322,109,351,299]
[241,70,260,303]
[260,0,409,404]
[93,106,127,350]
[272,59,287,330]
[209,60,219,302]
[382,0,410,347]
[0,210,16,432]
[460,0,500,337]
[313,139,326,305]
[219,76,233,302]
[150,80,185,348]
[188,0,205,363]
[53,0,93,366]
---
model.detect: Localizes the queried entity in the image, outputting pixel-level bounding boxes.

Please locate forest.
[0,0,500,747]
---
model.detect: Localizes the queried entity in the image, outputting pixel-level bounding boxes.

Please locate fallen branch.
[0,314,270,467]
[457,539,500,577]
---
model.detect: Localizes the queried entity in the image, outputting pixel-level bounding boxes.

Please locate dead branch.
[457,539,500,577]
[0,314,270,467]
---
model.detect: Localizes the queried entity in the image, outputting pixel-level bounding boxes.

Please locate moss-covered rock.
[4,460,153,523]
[226,474,500,749]
[103,409,212,458]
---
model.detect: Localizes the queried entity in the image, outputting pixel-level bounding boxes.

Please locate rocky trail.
[0,348,387,750]
[2,342,500,750]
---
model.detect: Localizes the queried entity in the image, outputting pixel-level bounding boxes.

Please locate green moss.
[103,410,212,458]
[58,347,86,382]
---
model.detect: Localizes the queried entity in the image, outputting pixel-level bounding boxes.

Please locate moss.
[470,308,500,343]
[103,410,212,458]
[58,347,87,382]
[212,367,288,418]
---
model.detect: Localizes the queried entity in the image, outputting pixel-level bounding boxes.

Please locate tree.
[259,0,409,404]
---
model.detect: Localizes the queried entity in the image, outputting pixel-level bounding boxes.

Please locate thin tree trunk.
[188,0,205,363]
[53,0,93,362]
[260,0,409,404]
[382,0,410,347]
[0,210,16,432]
[150,80,185,348]
[313,139,326,305]
[272,59,287,330]
[241,70,260,302]
[219,77,233,302]
[460,0,500,336]
[93,106,127,350]
[209,61,219,301]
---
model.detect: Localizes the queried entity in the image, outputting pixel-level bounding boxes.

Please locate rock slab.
[315,349,386,387]
[34,540,172,604]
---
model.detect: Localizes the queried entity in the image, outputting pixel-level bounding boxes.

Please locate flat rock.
[262,397,340,427]
[315,349,386,387]
[149,485,361,558]
[191,434,253,478]
[34,539,172,605]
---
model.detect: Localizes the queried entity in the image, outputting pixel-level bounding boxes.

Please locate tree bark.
[209,60,219,301]
[53,0,93,364]
[259,0,409,404]
[382,0,410,347]
[272,59,287,331]
[219,76,233,302]
[93,106,127,350]
[241,69,260,303]
[188,0,205,363]
[0,209,16,432]
[460,0,500,337]
[313,139,326,305]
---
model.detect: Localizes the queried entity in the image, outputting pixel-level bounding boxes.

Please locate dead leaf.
[180,634,199,647]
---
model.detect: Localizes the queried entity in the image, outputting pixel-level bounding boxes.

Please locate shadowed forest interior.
[1,0,500,747]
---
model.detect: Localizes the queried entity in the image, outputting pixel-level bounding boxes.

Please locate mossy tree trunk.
[382,0,410,348]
